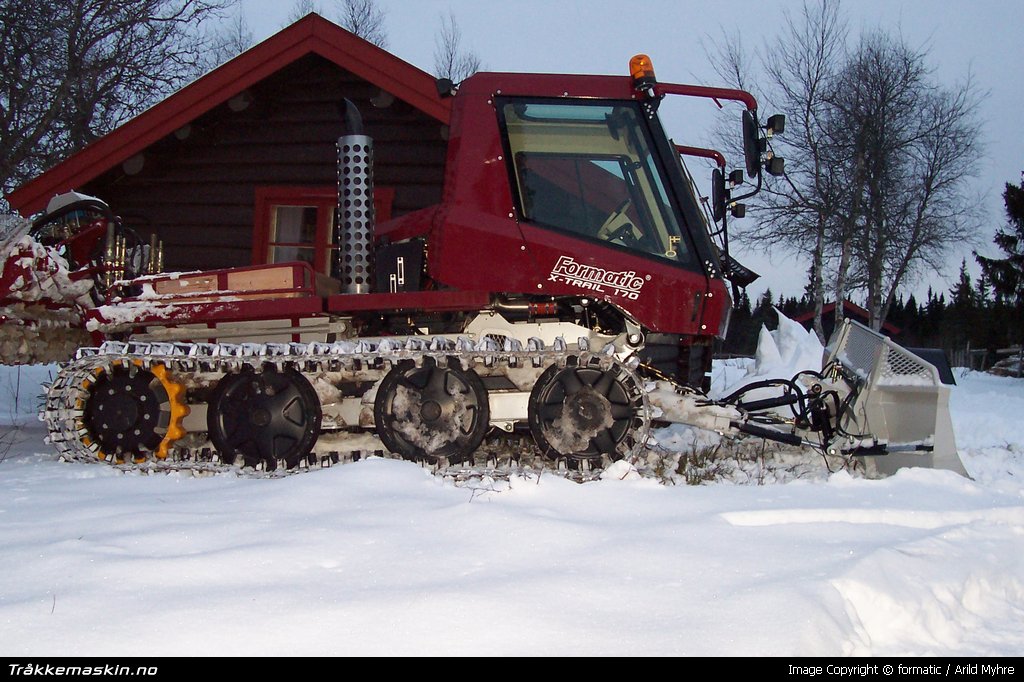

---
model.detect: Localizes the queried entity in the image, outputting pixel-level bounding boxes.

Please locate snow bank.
[823,470,1024,656]
[712,307,824,401]
[2,434,1020,656]
[948,369,1024,486]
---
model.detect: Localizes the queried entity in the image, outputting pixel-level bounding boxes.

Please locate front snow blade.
[826,320,967,477]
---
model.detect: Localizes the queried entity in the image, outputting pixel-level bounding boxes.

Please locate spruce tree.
[976,178,1024,358]
[945,259,976,351]
[977,179,1024,306]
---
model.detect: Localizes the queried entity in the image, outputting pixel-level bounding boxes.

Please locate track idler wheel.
[374,357,490,463]
[528,356,647,462]
[207,366,322,470]
[81,361,188,464]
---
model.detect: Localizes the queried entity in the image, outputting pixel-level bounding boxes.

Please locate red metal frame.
[88,296,325,330]
[124,261,318,308]
[676,145,726,169]
[130,261,316,291]
[653,83,758,112]
[99,270,493,333]
[100,261,325,331]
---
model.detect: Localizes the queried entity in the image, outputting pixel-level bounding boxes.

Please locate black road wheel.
[207,366,321,470]
[83,364,169,463]
[374,357,489,463]
[528,357,645,461]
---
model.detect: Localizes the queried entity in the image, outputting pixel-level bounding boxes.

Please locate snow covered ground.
[0,340,1022,656]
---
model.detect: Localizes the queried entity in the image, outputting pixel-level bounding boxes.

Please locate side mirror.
[712,168,727,222]
[728,169,744,186]
[765,156,785,177]
[731,203,746,219]
[742,110,762,178]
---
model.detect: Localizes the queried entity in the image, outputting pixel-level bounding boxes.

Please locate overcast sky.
[240,0,1024,302]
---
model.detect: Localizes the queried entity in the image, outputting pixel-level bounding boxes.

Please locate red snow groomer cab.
[33,55,964,479]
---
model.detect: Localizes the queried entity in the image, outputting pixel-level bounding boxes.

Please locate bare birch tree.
[205,9,254,71]
[707,0,982,332]
[754,0,846,341]
[336,0,387,48]
[433,11,481,84]
[286,0,322,24]
[826,31,984,329]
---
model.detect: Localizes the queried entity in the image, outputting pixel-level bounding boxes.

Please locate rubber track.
[43,338,652,480]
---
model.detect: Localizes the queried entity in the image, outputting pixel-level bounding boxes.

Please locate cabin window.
[498,99,696,267]
[253,186,394,275]
[268,205,322,268]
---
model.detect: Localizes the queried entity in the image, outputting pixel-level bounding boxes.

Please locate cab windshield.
[500,99,693,266]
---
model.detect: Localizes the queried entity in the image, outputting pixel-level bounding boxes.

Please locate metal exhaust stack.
[335,99,375,294]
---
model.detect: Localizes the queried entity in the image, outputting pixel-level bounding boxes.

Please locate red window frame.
[253,186,395,274]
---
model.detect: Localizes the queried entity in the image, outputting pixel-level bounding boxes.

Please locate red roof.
[7,13,451,216]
